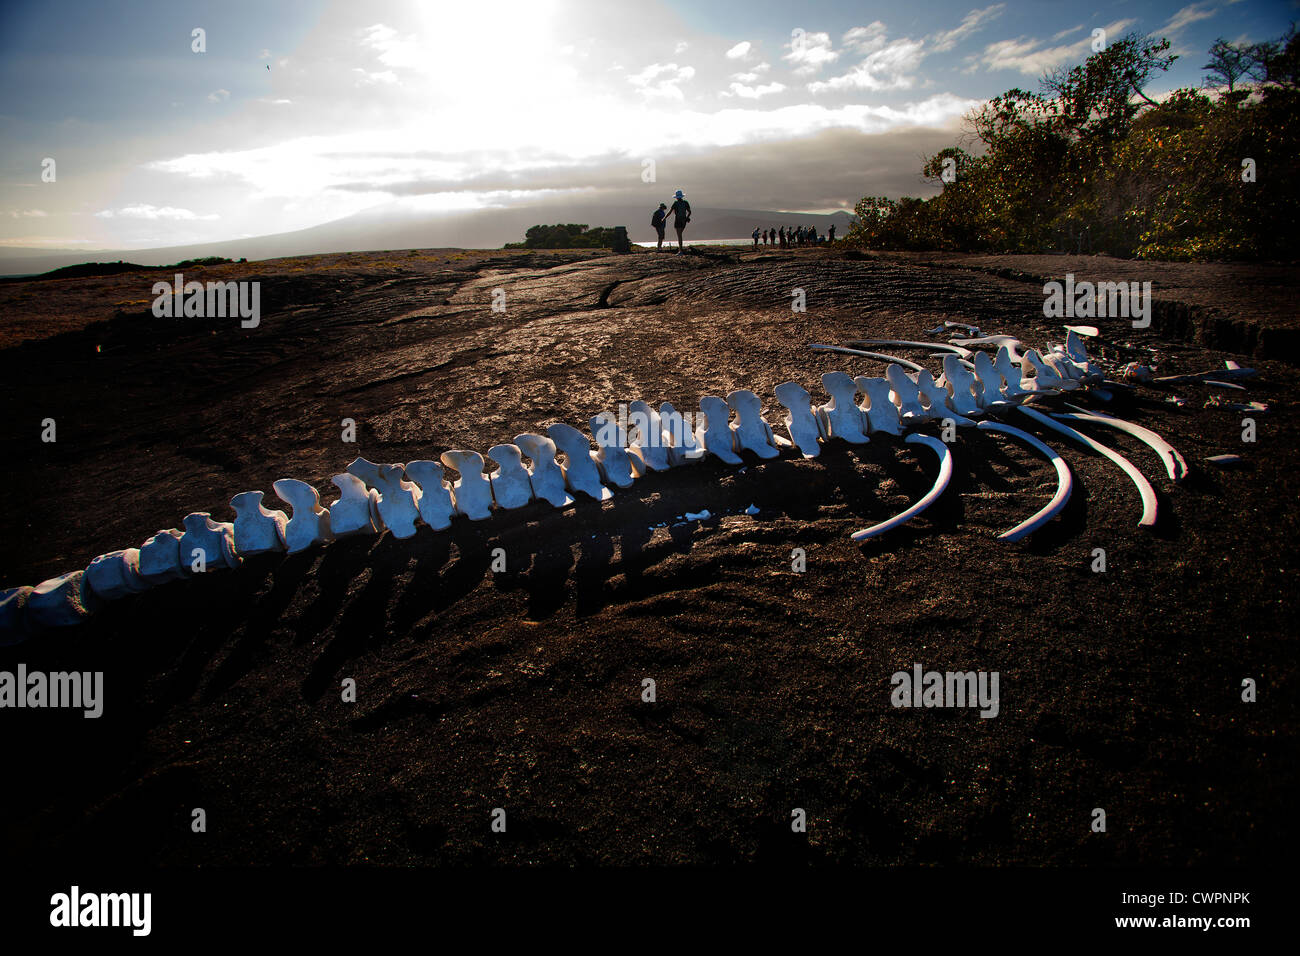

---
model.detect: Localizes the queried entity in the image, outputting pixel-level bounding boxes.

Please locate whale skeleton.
[1,330,1202,640]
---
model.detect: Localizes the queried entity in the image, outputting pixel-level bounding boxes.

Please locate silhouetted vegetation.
[20,256,238,282]
[505,224,620,249]
[847,27,1300,260]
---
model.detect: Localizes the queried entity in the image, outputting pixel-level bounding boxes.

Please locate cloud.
[725,41,752,60]
[783,30,838,75]
[1163,2,1218,36]
[627,61,696,100]
[674,40,690,54]
[1051,24,1083,42]
[359,23,420,71]
[731,62,772,82]
[731,62,771,81]
[974,18,1135,75]
[353,68,398,85]
[146,91,979,208]
[94,205,220,221]
[8,209,48,218]
[722,81,786,99]
[329,124,972,215]
[842,22,888,54]
[206,89,230,103]
[929,4,1005,53]
[810,38,925,93]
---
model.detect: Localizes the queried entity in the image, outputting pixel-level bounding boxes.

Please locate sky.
[0,0,1295,251]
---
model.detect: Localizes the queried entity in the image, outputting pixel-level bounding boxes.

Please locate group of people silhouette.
[752,223,833,248]
[648,189,836,253]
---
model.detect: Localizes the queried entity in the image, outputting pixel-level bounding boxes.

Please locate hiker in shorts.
[651,203,668,251]
[669,189,691,253]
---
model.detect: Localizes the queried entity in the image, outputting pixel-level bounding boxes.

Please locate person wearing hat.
[669,189,691,254]
[651,202,669,251]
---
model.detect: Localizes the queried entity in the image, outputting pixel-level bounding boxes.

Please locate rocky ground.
[0,245,1295,865]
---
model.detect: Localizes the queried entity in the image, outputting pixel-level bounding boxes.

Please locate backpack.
[651,209,665,227]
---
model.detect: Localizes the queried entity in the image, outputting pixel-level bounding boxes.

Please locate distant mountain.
[0,200,856,276]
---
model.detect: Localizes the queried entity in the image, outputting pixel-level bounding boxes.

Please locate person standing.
[752,226,760,249]
[651,203,668,251]
[828,224,836,244]
[669,189,691,254]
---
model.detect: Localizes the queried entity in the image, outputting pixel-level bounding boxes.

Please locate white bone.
[546,423,612,501]
[809,344,924,372]
[659,402,705,466]
[85,548,148,600]
[972,350,1013,410]
[773,381,823,457]
[851,434,952,541]
[1065,329,1090,364]
[913,369,969,425]
[726,389,780,458]
[1053,411,1187,483]
[1017,406,1157,528]
[487,443,535,510]
[440,450,494,519]
[993,346,1032,400]
[977,421,1073,541]
[344,456,407,530]
[404,461,457,529]
[928,321,981,336]
[627,400,672,471]
[590,413,642,487]
[817,372,869,444]
[948,334,1025,358]
[696,396,744,463]
[272,479,335,554]
[884,365,928,422]
[1055,333,1103,383]
[854,376,904,436]
[0,586,33,644]
[328,474,382,536]
[1045,350,1085,382]
[138,528,189,582]
[26,571,98,628]
[348,458,422,538]
[229,490,288,555]
[939,354,983,417]
[1065,324,1099,338]
[848,338,973,359]
[345,456,382,485]
[1021,349,1072,392]
[515,433,574,508]
[178,512,240,571]
[378,463,424,537]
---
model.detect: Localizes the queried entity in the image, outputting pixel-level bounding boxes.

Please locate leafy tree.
[1204,38,1255,93]
[845,26,1299,261]
[1255,24,1299,90]
[505,223,620,249]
